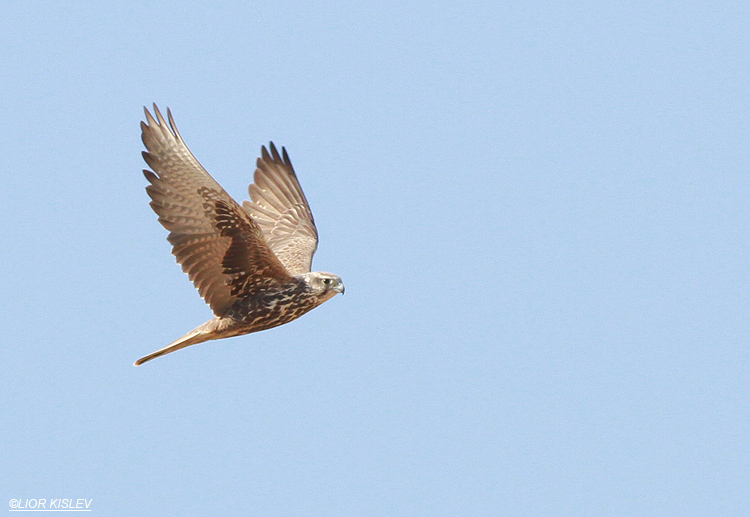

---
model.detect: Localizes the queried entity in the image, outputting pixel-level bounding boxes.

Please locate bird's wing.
[241,143,319,275]
[141,105,293,316]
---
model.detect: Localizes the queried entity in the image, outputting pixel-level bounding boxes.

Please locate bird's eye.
[323,278,331,285]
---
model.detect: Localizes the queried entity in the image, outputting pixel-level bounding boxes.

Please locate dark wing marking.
[241,143,319,274]
[142,105,292,316]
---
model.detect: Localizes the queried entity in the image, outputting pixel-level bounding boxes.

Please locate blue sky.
[2,1,748,515]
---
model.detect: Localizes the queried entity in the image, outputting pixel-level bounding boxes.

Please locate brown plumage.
[134,105,344,366]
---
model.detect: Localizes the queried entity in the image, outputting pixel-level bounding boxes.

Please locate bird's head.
[300,271,345,299]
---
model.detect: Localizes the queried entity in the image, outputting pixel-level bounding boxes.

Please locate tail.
[134,319,222,366]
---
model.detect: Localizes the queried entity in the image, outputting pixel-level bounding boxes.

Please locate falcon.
[134,105,344,366]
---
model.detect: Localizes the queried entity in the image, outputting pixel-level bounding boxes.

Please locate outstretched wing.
[242,143,319,275]
[141,105,292,316]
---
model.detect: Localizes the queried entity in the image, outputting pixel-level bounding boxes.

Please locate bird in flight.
[134,105,344,366]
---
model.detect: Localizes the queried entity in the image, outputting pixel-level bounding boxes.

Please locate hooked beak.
[334,282,345,295]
